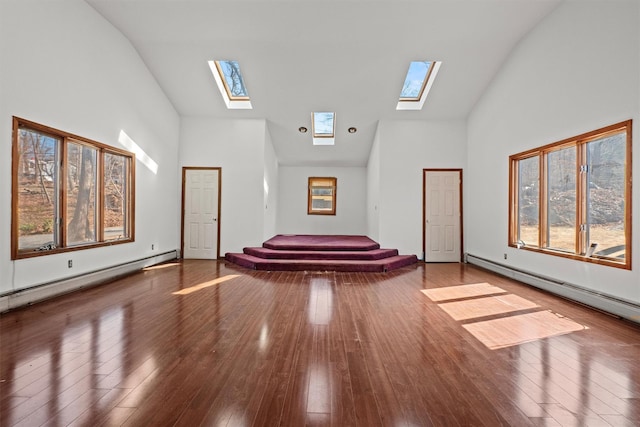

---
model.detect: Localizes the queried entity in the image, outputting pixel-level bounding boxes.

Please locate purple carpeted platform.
[225,235,418,272]
[262,234,380,251]
[244,247,398,260]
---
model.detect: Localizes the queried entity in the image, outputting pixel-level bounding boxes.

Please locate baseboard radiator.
[0,250,178,313]
[465,253,640,325]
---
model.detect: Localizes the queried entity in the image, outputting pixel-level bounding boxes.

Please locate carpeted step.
[226,234,418,273]
[224,253,418,273]
[243,247,399,260]
[262,234,380,251]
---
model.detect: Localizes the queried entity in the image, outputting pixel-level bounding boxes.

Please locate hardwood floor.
[1,260,639,426]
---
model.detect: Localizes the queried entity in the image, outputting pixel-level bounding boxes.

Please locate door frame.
[422,168,464,262]
[181,166,222,259]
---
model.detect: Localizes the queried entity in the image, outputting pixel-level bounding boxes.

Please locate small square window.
[308,177,336,215]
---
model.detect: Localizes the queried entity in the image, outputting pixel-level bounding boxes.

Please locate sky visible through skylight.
[313,112,334,136]
[217,60,248,98]
[400,61,432,99]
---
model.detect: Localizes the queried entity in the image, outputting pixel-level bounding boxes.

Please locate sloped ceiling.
[86,0,561,166]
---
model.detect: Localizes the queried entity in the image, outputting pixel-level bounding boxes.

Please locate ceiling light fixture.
[299,126,308,133]
[348,127,357,133]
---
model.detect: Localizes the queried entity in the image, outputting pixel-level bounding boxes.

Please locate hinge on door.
[580,164,589,173]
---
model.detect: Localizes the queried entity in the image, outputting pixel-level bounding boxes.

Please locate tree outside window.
[509,120,631,269]
[12,117,134,259]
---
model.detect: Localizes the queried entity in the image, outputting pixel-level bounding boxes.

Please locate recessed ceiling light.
[348,127,357,133]
[298,126,308,133]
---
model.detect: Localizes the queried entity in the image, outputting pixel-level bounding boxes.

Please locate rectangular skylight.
[400,61,433,100]
[312,112,335,145]
[208,60,252,109]
[312,112,335,137]
[215,60,249,99]
[396,60,441,111]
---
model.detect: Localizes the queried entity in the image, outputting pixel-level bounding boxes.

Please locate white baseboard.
[0,251,177,313]
[465,253,640,325]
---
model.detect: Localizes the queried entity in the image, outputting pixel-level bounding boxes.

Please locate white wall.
[467,0,639,303]
[263,126,279,240]
[375,120,467,256]
[366,124,381,241]
[277,166,367,235]
[0,0,180,294]
[179,118,267,253]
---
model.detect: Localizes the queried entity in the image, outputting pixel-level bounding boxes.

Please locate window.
[399,61,434,100]
[104,152,131,241]
[12,117,135,259]
[308,177,336,215]
[312,112,335,145]
[214,60,249,100]
[396,60,441,111]
[509,120,632,269]
[208,60,252,110]
[67,141,98,245]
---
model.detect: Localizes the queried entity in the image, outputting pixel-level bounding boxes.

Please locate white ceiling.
[85,0,561,166]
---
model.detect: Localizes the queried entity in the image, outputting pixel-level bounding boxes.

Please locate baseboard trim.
[0,250,178,313]
[465,253,640,325]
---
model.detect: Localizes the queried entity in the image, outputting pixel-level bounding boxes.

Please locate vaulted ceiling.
[86,0,561,166]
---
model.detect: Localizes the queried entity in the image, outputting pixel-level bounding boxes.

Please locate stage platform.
[225,235,418,272]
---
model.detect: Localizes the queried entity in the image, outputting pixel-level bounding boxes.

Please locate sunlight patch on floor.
[463,310,586,350]
[420,282,506,302]
[438,294,539,321]
[144,263,181,271]
[422,282,587,349]
[172,274,241,295]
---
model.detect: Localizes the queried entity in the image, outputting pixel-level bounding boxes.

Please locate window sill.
[13,238,133,260]
[508,244,630,270]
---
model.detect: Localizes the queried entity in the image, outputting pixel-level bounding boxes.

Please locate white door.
[183,168,219,259]
[424,170,461,262]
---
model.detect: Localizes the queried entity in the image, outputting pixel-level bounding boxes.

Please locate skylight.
[216,61,248,99]
[312,112,335,145]
[396,60,441,111]
[208,60,252,109]
[313,112,335,137]
[400,61,432,100]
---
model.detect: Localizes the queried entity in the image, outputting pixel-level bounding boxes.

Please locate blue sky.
[401,61,431,98]
[313,112,335,135]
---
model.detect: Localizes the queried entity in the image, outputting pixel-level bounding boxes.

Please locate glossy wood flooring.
[1,260,639,426]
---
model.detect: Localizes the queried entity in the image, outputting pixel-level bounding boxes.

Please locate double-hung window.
[308,177,337,215]
[509,120,632,269]
[12,117,135,259]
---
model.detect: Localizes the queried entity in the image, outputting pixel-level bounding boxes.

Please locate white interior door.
[424,170,461,262]
[183,168,219,259]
